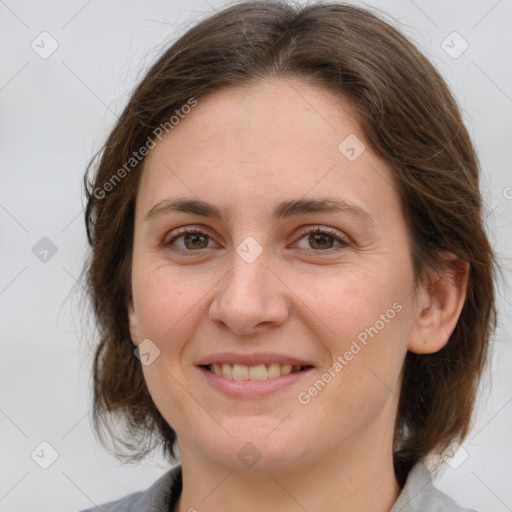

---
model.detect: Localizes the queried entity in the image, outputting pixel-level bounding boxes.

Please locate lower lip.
[197,366,314,399]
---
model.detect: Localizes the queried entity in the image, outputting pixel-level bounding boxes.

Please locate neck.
[173,424,401,512]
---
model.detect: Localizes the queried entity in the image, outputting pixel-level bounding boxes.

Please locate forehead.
[147,77,362,159]
[136,78,399,222]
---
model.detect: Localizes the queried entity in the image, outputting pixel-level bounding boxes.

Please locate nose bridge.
[224,226,270,293]
[224,245,271,307]
[209,241,289,333]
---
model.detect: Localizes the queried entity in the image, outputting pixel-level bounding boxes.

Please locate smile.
[198,363,314,399]
[203,363,311,380]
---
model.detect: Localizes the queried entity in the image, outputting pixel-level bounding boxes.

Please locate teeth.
[248,364,267,380]
[267,363,281,378]
[232,364,249,380]
[208,363,306,380]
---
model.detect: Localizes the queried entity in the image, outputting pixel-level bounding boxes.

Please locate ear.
[127,297,140,346]
[408,252,469,354]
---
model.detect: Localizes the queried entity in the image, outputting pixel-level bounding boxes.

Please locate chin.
[192,419,311,473]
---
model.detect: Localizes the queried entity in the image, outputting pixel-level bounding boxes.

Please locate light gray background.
[1,0,511,510]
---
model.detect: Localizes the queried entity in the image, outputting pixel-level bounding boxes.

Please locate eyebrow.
[144,197,375,225]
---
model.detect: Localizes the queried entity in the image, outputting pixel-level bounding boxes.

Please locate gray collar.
[390,462,476,512]
[84,461,476,511]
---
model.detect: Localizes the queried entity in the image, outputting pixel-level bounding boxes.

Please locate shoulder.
[77,465,182,512]
[391,462,479,512]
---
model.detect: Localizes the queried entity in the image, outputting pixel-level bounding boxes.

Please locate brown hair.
[81,0,497,484]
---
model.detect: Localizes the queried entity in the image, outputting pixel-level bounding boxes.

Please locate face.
[128,78,422,474]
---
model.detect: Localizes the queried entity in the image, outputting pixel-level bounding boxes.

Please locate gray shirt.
[79,462,478,512]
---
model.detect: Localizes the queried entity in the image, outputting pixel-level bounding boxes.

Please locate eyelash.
[164,225,350,254]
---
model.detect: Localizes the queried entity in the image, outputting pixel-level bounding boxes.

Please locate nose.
[208,249,289,336]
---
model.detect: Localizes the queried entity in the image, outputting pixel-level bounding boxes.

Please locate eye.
[294,226,350,252]
[165,227,216,251]
[164,225,350,254]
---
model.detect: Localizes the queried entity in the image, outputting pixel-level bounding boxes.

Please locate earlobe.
[408,253,469,355]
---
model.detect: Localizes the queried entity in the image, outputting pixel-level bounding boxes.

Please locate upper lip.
[195,352,314,367]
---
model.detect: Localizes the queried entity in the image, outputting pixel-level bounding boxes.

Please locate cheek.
[286,262,407,343]
[289,264,411,394]
[133,266,204,428]
[132,263,207,345]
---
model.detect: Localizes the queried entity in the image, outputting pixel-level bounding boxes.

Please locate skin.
[128,77,468,512]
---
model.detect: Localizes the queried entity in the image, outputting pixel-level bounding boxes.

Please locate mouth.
[201,363,313,381]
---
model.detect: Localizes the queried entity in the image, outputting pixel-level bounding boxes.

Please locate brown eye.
[294,226,350,252]
[307,232,336,250]
[166,228,214,251]
[182,232,209,250]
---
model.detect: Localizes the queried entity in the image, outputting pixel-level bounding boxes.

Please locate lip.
[195,351,314,367]
[197,365,314,399]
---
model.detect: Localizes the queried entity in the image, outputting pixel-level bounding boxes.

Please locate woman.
[80,1,497,511]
